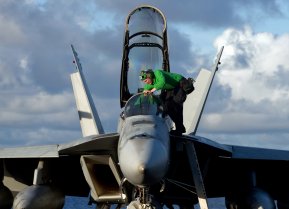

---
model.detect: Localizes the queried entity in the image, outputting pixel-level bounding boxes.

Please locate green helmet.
[139,69,154,80]
[139,70,147,80]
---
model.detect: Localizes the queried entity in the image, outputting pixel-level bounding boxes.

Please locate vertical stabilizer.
[70,45,104,136]
[183,46,224,135]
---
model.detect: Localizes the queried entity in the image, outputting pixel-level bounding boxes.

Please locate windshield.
[124,94,163,118]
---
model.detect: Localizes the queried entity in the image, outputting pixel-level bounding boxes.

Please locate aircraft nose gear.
[128,187,162,209]
[127,198,162,209]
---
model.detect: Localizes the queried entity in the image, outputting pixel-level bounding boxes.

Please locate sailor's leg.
[166,100,186,134]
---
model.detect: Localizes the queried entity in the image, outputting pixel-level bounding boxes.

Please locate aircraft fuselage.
[118,98,170,186]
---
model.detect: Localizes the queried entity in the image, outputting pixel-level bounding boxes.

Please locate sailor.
[140,69,194,135]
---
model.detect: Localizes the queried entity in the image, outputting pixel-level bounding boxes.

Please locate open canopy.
[120,5,170,107]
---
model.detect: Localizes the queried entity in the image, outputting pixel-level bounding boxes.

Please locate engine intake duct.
[80,155,126,203]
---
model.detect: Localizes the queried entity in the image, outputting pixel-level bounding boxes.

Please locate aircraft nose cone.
[119,137,169,186]
[138,164,145,174]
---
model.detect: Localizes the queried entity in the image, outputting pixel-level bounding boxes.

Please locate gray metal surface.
[58,133,119,155]
[0,145,59,158]
[186,143,209,209]
[118,94,170,186]
[71,45,104,136]
[231,145,289,160]
[183,47,224,135]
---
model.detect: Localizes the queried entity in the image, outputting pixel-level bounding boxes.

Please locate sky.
[1,0,289,150]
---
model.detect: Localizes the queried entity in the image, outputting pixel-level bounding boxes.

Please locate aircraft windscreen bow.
[123,94,162,118]
[120,5,170,107]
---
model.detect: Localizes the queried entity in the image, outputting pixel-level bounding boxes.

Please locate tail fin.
[183,46,224,135]
[70,44,104,136]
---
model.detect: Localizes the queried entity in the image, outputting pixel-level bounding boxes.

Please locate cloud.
[214,26,289,103]
[95,0,284,28]
[0,92,82,146]
[196,26,289,147]
[0,16,25,46]
[0,1,126,146]
[0,91,78,127]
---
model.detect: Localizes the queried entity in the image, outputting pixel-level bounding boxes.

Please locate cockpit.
[123,94,163,118]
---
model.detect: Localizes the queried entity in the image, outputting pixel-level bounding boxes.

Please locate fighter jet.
[1,4,289,209]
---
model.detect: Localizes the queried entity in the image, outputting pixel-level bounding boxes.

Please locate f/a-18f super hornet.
[1,5,289,209]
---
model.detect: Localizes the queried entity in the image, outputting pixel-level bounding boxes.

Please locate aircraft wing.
[58,133,119,155]
[165,134,289,206]
[3,126,288,208]
[1,133,120,198]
